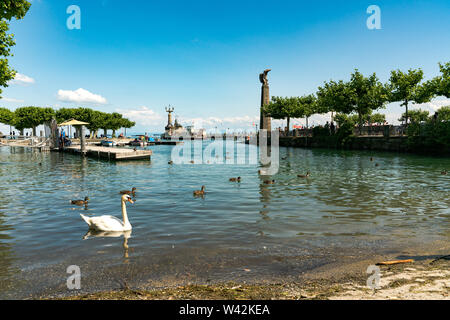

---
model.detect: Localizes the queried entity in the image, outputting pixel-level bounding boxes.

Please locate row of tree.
[0,106,135,137]
[264,62,450,132]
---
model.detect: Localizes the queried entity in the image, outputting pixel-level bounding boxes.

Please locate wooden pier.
[63,145,152,161]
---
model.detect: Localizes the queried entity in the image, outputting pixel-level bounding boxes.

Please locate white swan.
[80,194,134,232]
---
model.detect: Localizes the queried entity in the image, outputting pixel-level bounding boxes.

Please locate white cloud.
[183,115,259,128]
[411,98,450,112]
[10,73,35,85]
[0,97,24,103]
[57,88,107,104]
[117,106,163,126]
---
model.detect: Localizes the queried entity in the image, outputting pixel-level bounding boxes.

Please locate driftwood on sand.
[376,259,414,266]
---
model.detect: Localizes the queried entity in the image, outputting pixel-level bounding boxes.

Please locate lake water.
[0,142,449,298]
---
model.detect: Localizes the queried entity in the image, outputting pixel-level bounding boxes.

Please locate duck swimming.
[71,196,89,206]
[263,179,275,184]
[441,170,448,175]
[193,185,205,196]
[229,177,241,182]
[297,172,310,178]
[120,187,136,196]
[80,194,134,232]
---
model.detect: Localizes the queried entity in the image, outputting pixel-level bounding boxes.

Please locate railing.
[279,125,407,138]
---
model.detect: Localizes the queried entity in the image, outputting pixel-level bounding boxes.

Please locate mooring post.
[80,125,86,156]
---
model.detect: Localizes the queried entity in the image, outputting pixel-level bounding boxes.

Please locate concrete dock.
[64,145,152,161]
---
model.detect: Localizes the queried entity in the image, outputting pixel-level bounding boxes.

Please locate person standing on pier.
[60,128,66,148]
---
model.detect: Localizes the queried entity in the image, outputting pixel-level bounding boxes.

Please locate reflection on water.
[0,143,449,298]
[83,230,132,258]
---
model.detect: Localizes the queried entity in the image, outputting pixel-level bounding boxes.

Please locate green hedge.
[406,121,450,154]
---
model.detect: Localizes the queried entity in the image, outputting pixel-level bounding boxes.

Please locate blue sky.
[1,0,450,134]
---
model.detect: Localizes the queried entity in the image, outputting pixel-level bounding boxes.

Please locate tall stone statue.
[259,69,271,131]
[259,69,271,86]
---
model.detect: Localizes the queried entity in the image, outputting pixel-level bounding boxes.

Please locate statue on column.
[259,69,272,131]
[259,69,271,85]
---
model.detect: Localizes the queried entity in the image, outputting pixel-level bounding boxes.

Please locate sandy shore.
[60,252,449,300]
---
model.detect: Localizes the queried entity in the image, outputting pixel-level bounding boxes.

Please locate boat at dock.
[101,140,117,147]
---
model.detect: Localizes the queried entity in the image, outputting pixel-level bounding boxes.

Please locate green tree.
[398,109,430,123]
[316,80,354,119]
[98,112,113,137]
[264,96,299,131]
[0,0,31,98]
[14,106,55,136]
[86,110,105,138]
[107,112,125,137]
[369,113,386,125]
[120,118,135,136]
[436,62,450,98]
[0,107,14,126]
[0,0,31,20]
[348,70,388,133]
[334,113,350,127]
[388,68,434,125]
[435,106,450,121]
[334,111,385,127]
[55,108,75,123]
[296,94,317,128]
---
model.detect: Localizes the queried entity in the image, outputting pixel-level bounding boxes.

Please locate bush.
[312,126,330,137]
[335,121,354,145]
[406,120,450,154]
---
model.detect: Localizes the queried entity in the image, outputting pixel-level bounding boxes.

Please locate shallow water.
[0,143,449,298]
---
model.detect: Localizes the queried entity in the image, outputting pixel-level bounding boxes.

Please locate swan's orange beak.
[128,198,134,204]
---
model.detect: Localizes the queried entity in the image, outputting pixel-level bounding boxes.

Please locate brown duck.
[193,185,206,196]
[71,196,89,206]
[263,180,275,184]
[120,187,136,196]
[297,172,310,178]
[441,170,448,175]
[229,176,241,182]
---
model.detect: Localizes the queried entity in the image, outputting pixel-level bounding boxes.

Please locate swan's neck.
[121,200,131,228]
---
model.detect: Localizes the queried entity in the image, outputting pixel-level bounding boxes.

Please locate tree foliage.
[263,96,298,130]
[316,80,353,115]
[1,106,134,137]
[14,106,54,134]
[398,109,430,123]
[436,62,450,98]
[0,107,14,125]
[347,70,388,127]
[407,120,450,154]
[0,0,31,20]
[0,0,31,98]
[388,68,434,125]
[436,106,450,121]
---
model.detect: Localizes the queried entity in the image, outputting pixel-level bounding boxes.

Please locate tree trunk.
[112,129,116,138]
[405,100,409,126]
[286,117,290,134]
[358,113,363,135]
[32,127,37,137]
